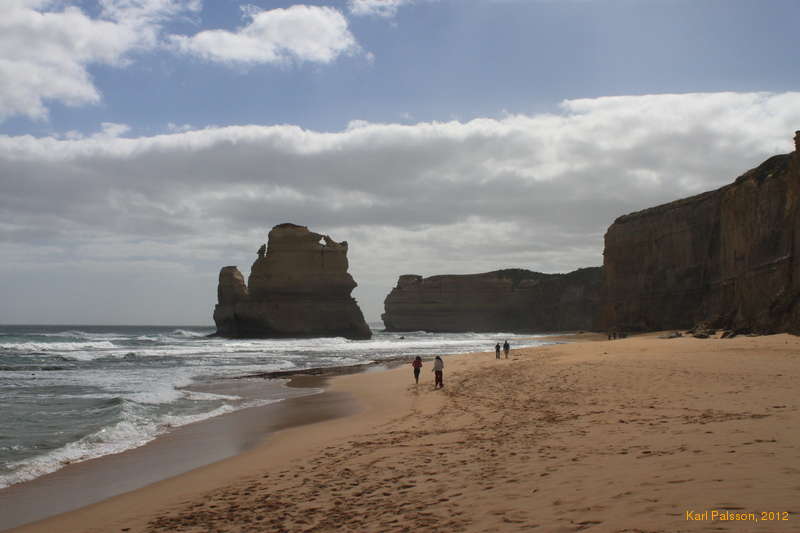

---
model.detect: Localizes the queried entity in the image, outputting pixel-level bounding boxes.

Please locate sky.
[1,0,800,325]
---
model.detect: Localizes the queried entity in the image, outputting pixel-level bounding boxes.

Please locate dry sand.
[8,333,800,533]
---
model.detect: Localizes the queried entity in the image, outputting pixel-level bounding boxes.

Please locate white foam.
[170,329,208,338]
[159,398,279,428]
[0,341,116,353]
[0,397,281,489]
[0,409,156,489]
[42,331,131,341]
[183,390,242,401]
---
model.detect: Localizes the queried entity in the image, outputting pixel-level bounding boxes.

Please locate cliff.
[382,267,602,332]
[600,131,800,334]
[213,223,372,339]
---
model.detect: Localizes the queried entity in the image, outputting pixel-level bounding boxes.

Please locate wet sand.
[7,333,800,532]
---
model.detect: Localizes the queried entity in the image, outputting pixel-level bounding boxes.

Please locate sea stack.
[600,131,800,334]
[213,223,372,339]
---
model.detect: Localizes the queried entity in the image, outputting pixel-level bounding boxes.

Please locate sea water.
[0,324,556,489]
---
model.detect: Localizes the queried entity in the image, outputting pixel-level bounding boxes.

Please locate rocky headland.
[213,223,372,339]
[382,267,602,332]
[600,131,800,334]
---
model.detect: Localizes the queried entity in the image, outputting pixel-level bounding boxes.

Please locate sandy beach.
[7,332,800,533]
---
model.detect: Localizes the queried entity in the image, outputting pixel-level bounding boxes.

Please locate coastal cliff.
[382,267,602,332]
[601,132,800,334]
[213,223,372,339]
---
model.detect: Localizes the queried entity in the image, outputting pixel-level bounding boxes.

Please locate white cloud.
[1,92,799,322]
[53,122,132,140]
[0,0,199,122]
[169,5,359,65]
[95,122,132,138]
[348,0,413,18]
[0,2,362,122]
[167,122,195,133]
[99,0,201,24]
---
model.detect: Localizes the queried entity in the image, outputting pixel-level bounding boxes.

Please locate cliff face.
[382,267,602,332]
[213,223,372,339]
[601,133,800,334]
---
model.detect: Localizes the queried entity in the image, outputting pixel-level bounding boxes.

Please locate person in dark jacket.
[412,356,423,384]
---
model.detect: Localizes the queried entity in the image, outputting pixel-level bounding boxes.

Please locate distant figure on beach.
[495,342,501,359]
[503,340,510,359]
[412,356,422,384]
[433,356,444,388]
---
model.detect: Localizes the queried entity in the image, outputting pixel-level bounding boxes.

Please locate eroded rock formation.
[213,223,372,339]
[600,132,800,334]
[382,267,602,332]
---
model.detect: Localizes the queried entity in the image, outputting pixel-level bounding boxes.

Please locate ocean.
[0,324,556,489]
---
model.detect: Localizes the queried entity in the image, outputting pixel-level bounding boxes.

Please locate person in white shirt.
[433,356,444,388]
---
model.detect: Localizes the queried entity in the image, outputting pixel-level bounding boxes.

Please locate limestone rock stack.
[382,267,602,332]
[213,223,372,339]
[600,132,800,334]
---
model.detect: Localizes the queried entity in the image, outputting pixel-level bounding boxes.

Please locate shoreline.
[0,324,567,518]
[0,373,355,532]
[0,342,456,530]
[4,350,439,533]
[0,339,503,532]
[10,331,799,532]
[1,334,605,532]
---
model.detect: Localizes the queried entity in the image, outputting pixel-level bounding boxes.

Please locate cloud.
[54,121,132,140]
[0,2,362,123]
[1,92,799,322]
[348,0,413,18]
[0,0,200,122]
[169,5,359,65]
[99,0,202,26]
[167,122,194,133]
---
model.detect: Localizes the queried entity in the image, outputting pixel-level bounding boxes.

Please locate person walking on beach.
[412,356,423,384]
[495,342,501,359]
[433,356,444,389]
[503,340,510,359]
